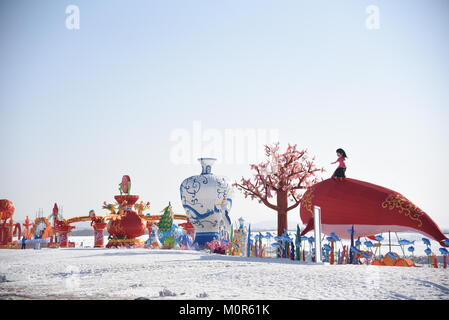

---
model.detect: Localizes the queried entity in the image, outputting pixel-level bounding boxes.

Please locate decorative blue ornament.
[180,158,233,248]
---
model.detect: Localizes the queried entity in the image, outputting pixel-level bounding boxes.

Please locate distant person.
[21,236,26,249]
[331,148,347,181]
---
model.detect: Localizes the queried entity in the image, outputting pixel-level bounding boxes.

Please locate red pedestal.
[55,225,75,248]
[114,195,140,207]
[59,232,69,247]
[0,219,14,245]
[93,222,108,248]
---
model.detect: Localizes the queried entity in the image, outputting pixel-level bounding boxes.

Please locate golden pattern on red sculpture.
[301,187,315,214]
[381,194,424,227]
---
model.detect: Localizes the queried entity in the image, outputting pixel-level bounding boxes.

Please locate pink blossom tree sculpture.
[234,143,324,236]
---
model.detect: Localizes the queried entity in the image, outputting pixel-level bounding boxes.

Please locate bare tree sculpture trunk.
[276,190,288,236]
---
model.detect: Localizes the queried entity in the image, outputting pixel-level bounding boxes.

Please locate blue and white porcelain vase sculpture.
[180,158,233,247]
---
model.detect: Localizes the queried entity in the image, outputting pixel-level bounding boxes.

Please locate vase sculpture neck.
[198,158,216,175]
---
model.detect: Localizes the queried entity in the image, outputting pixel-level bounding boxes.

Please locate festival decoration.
[205,238,229,254]
[163,235,177,249]
[47,203,62,244]
[22,216,32,240]
[295,225,301,261]
[0,199,15,221]
[0,199,21,247]
[53,218,75,247]
[145,223,162,248]
[105,176,148,248]
[157,202,181,245]
[158,203,174,233]
[233,217,248,256]
[119,175,131,195]
[178,221,195,239]
[432,254,438,268]
[178,233,194,250]
[234,143,323,236]
[180,158,233,247]
[135,201,151,216]
[2,183,187,250]
[300,178,448,246]
[88,210,108,248]
[247,223,252,257]
[439,248,448,269]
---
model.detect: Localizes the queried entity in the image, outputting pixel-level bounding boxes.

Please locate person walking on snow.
[21,235,26,249]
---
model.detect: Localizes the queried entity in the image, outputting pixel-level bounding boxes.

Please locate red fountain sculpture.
[105,175,147,248]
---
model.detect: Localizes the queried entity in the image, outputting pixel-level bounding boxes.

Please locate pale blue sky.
[1,0,448,229]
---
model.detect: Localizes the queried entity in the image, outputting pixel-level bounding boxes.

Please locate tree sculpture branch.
[233,142,324,215]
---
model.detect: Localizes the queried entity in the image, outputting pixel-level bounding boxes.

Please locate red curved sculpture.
[300,178,448,246]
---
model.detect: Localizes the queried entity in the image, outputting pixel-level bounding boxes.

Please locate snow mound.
[159,288,177,297]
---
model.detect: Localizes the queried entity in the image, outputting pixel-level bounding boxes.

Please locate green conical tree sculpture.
[158,202,174,232]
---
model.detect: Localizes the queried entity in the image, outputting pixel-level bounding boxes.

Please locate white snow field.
[1,247,448,300]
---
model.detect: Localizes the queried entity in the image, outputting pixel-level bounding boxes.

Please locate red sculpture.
[0,199,15,221]
[300,178,448,246]
[106,176,147,248]
[88,210,108,248]
[0,199,20,246]
[50,203,60,243]
[23,216,32,239]
[119,175,131,195]
[54,219,75,247]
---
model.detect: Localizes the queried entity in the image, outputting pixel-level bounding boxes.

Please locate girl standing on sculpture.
[331,148,347,180]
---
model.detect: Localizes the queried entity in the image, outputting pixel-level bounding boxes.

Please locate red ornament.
[52,203,59,215]
[0,199,15,221]
[119,211,146,238]
[121,175,131,194]
[107,195,145,239]
[107,219,127,238]
[92,222,108,248]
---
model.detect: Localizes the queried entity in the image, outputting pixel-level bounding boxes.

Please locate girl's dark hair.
[336,148,347,158]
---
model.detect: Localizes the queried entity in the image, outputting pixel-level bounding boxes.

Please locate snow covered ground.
[1,246,448,300]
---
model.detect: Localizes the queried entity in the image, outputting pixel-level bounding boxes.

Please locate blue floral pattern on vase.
[180,158,233,247]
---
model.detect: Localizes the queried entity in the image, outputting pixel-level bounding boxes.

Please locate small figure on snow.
[331,148,347,181]
[21,234,26,249]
